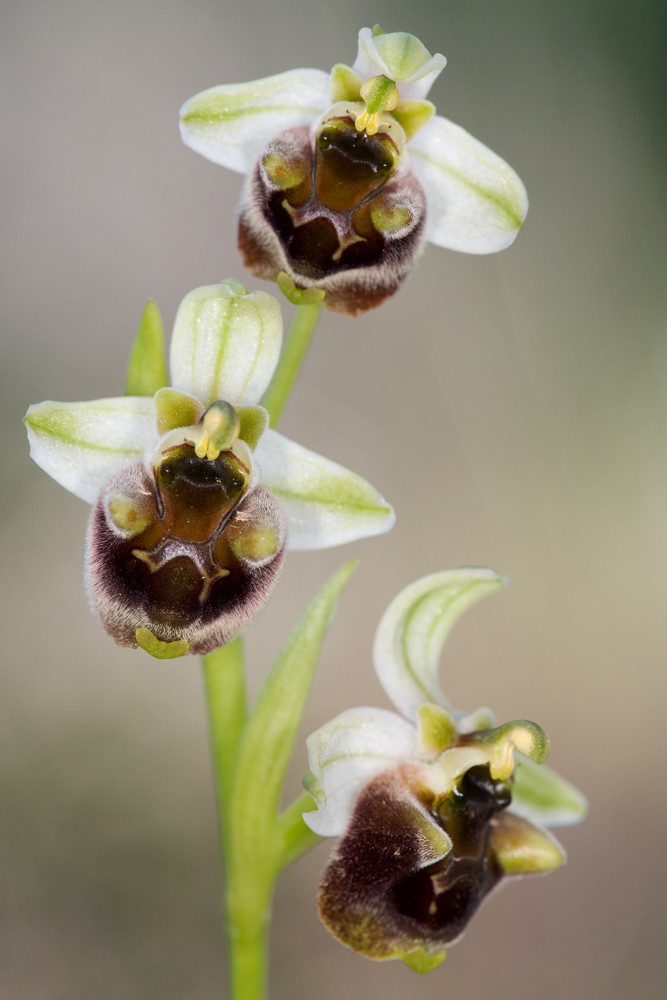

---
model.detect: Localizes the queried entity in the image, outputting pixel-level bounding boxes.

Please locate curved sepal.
[255,429,395,548]
[169,280,282,408]
[511,755,589,828]
[304,707,418,836]
[24,396,157,503]
[373,568,506,721]
[180,68,331,173]
[352,27,446,101]
[410,115,528,253]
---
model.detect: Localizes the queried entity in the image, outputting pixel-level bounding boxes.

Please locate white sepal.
[352,27,446,101]
[24,397,157,503]
[255,429,395,549]
[169,281,282,408]
[179,68,331,173]
[304,706,418,836]
[410,115,528,253]
[373,568,506,722]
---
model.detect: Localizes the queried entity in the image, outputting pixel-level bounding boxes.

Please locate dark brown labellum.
[238,125,427,315]
[86,446,286,655]
[318,765,516,960]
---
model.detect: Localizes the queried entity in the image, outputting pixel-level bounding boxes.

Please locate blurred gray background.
[2,1,666,997]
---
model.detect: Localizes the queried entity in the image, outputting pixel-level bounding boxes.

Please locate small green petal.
[154,387,204,434]
[417,703,457,756]
[512,756,589,827]
[330,63,362,103]
[124,299,168,397]
[236,405,268,449]
[392,99,435,139]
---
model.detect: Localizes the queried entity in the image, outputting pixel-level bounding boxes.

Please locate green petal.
[330,63,362,103]
[373,568,506,721]
[410,115,529,253]
[180,68,330,173]
[392,99,435,139]
[169,280,283,408]
[124,299,168,397]
[511,756,589,827]
[236,405,268,450]
[24,397,156,503]
[255,429,395,548]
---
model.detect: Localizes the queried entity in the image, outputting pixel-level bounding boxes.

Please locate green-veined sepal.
[255,429,395,548]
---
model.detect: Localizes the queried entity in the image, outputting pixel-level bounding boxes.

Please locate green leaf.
[124,299,168,397]
[229,560,358,875]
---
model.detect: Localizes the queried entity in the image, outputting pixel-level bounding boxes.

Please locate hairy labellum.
[239,122,426,315]
[86,444,286,655]
[318,765,515,960]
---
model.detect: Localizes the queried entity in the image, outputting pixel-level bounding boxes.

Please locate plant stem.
[261,302,323,427]
[202,637,247,864]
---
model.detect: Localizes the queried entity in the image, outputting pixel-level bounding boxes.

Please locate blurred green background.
[2,1,666,997]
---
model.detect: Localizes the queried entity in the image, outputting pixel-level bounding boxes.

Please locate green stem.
[202,637,247,863]
[261,302,323,427]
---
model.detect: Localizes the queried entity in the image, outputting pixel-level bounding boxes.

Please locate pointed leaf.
[180,68,330,173]
[511,756,589,827]
[229,561,358,872]
[24,397,156,502]
[373,568,506,721]
[124,299,168,397]
[410,115,528,253]
[304,706,418,836]
[169,280,283,408]
[255,429,395,548]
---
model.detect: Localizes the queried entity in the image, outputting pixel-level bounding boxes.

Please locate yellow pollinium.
[193,401,241,460]
[355,74,399,135]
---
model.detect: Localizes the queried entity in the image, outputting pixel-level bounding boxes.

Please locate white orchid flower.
[24,280,394,658]
[180,26,528,315]
[304,569,587,970]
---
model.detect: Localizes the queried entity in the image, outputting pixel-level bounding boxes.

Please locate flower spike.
[180,27,527,314]
[304,570,586,967]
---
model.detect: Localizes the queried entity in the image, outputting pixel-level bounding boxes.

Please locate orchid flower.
[180,27,528,315]
[24,280,394,658]
[304,569,587,970]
